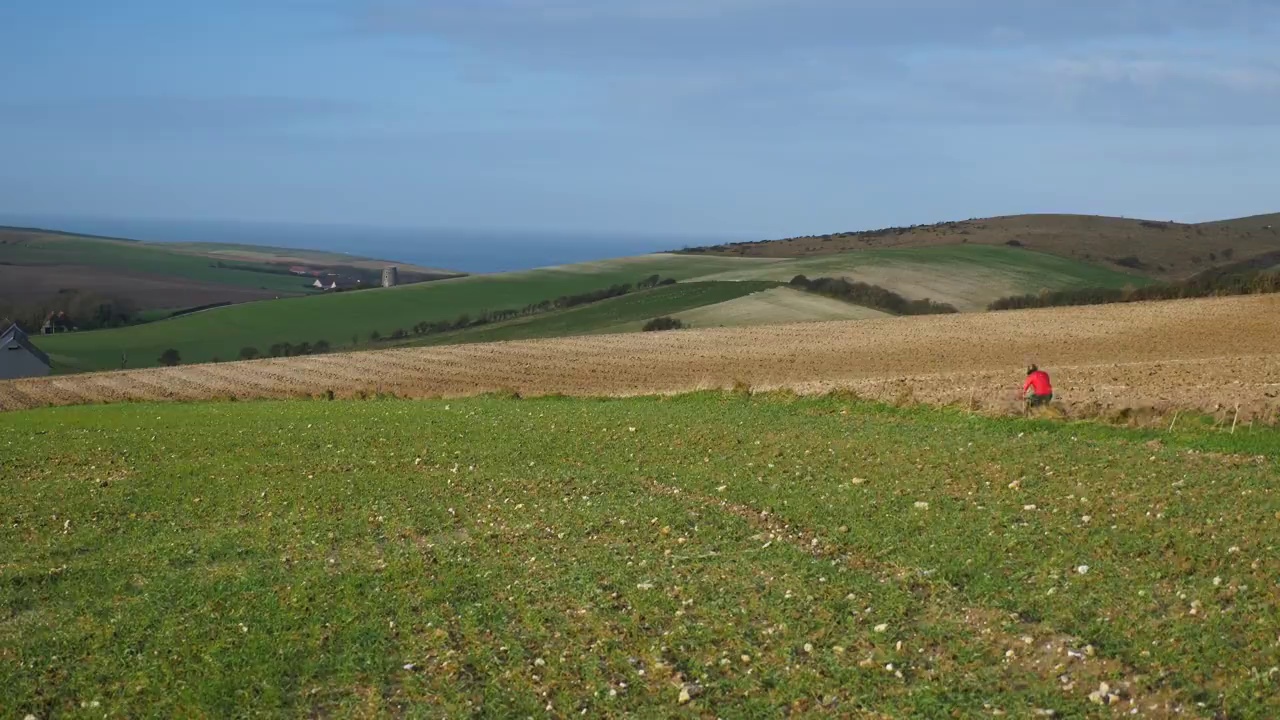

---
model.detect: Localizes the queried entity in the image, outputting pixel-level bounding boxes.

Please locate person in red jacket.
[1023,365,1053,406]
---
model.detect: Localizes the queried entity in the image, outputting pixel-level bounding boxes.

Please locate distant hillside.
[30,246,1147,373]
[681,213,1280,280]
[0,226,463,331]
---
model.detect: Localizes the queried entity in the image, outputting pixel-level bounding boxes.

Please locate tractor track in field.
[643,478,1199,718]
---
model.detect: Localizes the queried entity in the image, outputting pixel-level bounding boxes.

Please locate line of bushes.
[988,269,1280,311]
[788,275,959,315]
[642,317,685,332]
[170,301,232,318]
[379,275,677,342]
[237,340,332,360]
[2,292,141,334]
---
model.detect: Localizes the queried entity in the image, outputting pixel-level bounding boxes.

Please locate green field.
[34,247,1143,373]
[0,234,318,296]
[35,255,765,371]
[694,245,1150,311]
[3,394,1277,717]
[392,281,782,347]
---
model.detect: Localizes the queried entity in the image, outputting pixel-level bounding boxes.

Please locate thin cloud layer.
[1,1,1276,232]
[342,0,1280,127]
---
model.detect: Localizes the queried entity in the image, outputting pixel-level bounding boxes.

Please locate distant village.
[289,265,400,292]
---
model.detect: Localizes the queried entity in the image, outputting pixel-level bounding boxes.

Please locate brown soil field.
[0,264,294,307]
[690,212,1280,280]
[4,294,1278,419]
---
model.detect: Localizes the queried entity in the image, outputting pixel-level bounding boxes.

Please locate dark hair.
[1027,364,1038,375]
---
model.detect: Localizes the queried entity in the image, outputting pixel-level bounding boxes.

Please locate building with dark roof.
[1,324,52,379]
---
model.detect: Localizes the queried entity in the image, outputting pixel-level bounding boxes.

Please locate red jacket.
[1024,370,1052,395]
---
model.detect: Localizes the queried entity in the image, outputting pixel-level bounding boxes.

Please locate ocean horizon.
[0,214,742,274]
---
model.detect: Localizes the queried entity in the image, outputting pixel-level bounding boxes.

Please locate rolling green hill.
[0,227,463,328]
[686,212,1280,280]
[34,255,763,371]
[1,231,318,296]
[31,247,1150,373]
[688,245,1148,311]
[390,281,782,347]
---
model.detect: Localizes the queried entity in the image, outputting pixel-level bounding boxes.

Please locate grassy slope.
[36,255,762,370]
[3,395,1277,717]
[0,233,314,295]
[33,247,1145,371]
[673,286,890,327]
[691,245,1148,310]
[390,281,782,347]
[685,213,1280,280]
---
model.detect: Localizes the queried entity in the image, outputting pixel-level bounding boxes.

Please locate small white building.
[1,324,52,379]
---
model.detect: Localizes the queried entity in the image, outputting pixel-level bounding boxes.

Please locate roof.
[1,324,52,368]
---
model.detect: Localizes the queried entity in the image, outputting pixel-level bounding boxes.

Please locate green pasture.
[2,395,1277,717]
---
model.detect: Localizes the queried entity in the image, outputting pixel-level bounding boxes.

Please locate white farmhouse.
[1,324,52,379]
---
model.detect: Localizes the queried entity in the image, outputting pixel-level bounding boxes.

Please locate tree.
[239,346,261,361]
[158,349,181,367]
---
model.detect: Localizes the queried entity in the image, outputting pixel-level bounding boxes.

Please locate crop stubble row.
[3,294,1278,416]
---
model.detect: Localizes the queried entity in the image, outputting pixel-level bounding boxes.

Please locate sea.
[0,214,739,274]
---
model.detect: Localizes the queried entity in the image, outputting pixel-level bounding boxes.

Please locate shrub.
[158,349,181,367]
[988,269,1280,311]
[643,317,686,332]
[789,276,958,315]
[239,346,260,361]
[314,340,331,354]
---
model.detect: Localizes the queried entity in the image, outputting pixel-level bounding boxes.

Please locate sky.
[1,0,1277,240]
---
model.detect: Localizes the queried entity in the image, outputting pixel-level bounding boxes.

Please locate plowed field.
[5,294,1279,418]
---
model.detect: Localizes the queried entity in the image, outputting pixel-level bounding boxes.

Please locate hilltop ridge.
[682,212,1280,280]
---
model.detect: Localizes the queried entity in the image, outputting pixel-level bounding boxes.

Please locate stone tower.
[381,266,399,288]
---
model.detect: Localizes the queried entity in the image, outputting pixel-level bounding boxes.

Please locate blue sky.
[1,0,1277,239]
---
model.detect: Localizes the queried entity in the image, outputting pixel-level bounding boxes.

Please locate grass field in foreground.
[394,281,782,347]
[36,255,764,372]
[3,395,1277,717]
